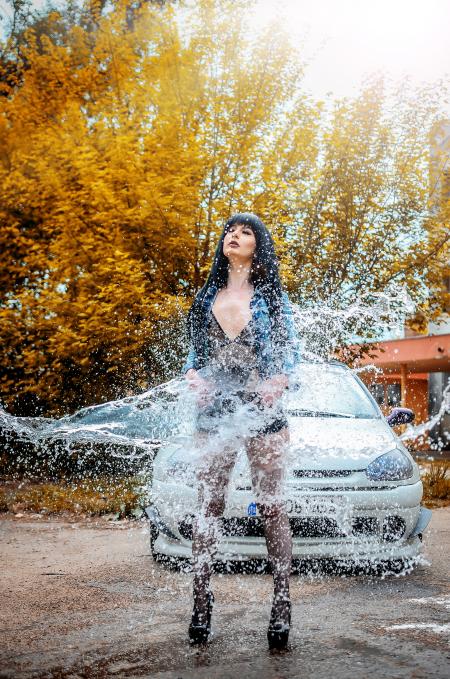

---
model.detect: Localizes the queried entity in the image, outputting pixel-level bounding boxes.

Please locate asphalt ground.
[0,508,449,679]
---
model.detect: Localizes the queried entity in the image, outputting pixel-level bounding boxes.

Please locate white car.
[147,361,432,572]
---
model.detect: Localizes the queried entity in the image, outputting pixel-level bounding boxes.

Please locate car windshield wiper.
[287,409,356,418]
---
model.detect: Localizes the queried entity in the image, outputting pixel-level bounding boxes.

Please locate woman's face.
[223,222,256,262]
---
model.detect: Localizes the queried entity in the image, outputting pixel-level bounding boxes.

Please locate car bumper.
[153,530,424,563]
[150,479,429,563]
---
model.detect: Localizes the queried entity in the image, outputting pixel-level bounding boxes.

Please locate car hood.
[154,416,405,482]
[284,416,398,470]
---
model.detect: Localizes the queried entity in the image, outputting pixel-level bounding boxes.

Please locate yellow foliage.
[0,0,448,415]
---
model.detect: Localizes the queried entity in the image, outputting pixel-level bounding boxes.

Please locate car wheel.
[148,522,190,572]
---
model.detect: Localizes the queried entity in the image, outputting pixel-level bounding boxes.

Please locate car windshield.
[286,363,380,419]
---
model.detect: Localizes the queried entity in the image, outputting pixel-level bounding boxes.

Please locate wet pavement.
[0,509,449,678]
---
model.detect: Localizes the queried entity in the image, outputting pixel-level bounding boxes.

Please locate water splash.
[0,285,444,575]
[294,283,416,360]
[0,284,447,469]
[400,381,450,448]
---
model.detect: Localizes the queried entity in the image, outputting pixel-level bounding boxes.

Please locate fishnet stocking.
[260,504,292,624]
[191,443,236,624]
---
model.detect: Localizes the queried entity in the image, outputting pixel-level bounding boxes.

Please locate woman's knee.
[204,497,225,517]
[249,456,284,501]
[197,485,226,517]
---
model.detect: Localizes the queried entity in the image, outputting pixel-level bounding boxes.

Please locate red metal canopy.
[354,334,450,374]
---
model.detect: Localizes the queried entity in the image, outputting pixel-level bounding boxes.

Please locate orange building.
[353,332,450,448]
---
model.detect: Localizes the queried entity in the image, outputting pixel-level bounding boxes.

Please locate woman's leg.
[191,432,238,624]
[245,426,292,624]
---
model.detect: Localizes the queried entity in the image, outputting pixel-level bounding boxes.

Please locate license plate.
[285,496,344,516]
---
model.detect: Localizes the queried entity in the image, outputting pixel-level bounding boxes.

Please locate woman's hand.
[185,369,215,407]
[257,374,288,408]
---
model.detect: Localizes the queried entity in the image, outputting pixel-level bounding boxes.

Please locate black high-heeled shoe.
[267,599,291,650]
[188,591,214,645]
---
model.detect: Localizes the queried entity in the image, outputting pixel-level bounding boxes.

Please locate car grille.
[293,469,354,478]
[382,515,406,541]
[178,516,382,540]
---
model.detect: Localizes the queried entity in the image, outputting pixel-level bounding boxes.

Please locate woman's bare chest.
[211,288,254,341]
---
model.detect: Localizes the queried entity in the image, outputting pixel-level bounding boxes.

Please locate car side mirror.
[386,407,415,427]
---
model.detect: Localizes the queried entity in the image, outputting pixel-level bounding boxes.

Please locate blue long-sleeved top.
[181,284,301,378]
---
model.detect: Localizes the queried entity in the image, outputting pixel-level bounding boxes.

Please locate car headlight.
[365,448,413,481]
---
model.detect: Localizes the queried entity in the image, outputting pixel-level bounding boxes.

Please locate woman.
[182,212,300,649]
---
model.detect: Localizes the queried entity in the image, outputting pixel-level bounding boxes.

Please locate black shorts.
[195,388,288,436]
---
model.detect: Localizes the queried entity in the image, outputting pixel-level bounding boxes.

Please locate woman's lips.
[229,242,239,247]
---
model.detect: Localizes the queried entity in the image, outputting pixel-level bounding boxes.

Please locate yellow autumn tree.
[0,0,319,414]
[0,0,448,416]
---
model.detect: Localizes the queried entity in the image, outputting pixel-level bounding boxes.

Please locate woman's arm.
[258,373,289,406]
[183,354,215,407]
[181,346,198,375]
[257,292,299,406]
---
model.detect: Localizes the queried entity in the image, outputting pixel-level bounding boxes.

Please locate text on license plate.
[284,496,343,515]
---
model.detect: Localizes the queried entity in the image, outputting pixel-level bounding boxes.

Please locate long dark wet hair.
[186,213,288,369]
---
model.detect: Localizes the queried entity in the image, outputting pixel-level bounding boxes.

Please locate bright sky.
[253,0,450,101]
[1,0,448,103]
